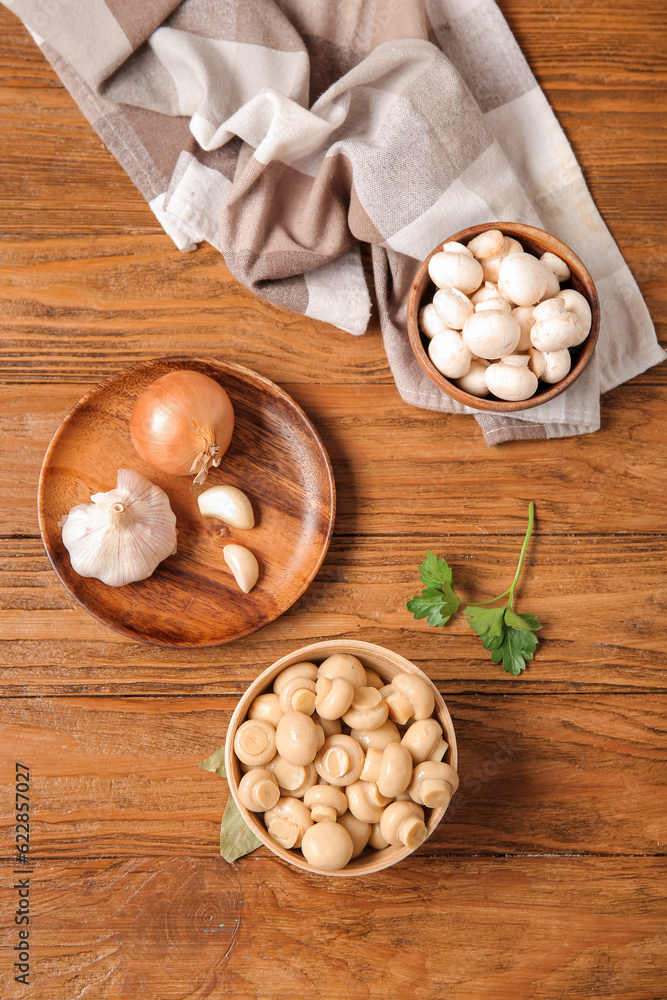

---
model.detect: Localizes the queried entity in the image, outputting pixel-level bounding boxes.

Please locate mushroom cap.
[428,251,483,295]
[378,742,414,798]
[539,267,561,301]
[379,800,427,849]
[540,251,570,282]
[530,310,585,352]
[303,784,348,820]
[265,796,313,849]
[471,281,502,306]
[527,347,547,379]
[453,358,490,397]
[475,297,511,314]
[317,653,366,688]
[498,252,551,306]
[466,229,506,260]
[278,675,317,715]
[275,711,320,766]
[238,767,280,811]
[419,302,451,340]
[432,287,474,330]
[266,755,318,798]
[557,288,592,343]
[248,692,284,730]
[311,710,342,739]
[341,686,389,731]
[486,357,538,401]
[461,310,521,360]
[441,240,473,256]
[401,718,447,764]
[428,329,473,379]
[369,822,390,850]
[540,348,572,383]
[511,305,535,351]
[273,662,318,694]
[301,821,354,871]
[337,811,372,857]
[314,674,355,721]
[350,719,401,750]
[234,719,277,766]
[314,733,365,786]
[364,668,384,690]
[408,760,458,808]
[346,780,386,823]
[391,673,436,721]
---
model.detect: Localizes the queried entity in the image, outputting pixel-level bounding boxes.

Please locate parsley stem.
[507,501,535,608]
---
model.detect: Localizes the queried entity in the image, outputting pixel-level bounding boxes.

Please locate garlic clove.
[198,485,254,529]
[223,544,259,593]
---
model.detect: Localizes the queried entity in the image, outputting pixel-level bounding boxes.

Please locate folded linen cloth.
[6,0,664,443]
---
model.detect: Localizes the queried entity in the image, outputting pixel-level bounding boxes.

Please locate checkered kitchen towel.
[6,0,665,443]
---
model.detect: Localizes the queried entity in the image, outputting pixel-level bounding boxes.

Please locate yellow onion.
[130,370,234,485]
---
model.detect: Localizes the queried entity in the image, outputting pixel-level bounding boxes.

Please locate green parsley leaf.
[465,605,506,639]
[407,583,460,627]
[489,625,539,676]
[419,550,453,590]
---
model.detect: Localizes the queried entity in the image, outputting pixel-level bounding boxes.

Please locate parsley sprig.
[406,502,541,676]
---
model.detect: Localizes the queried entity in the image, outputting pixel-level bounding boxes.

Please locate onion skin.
[130,370,234,485]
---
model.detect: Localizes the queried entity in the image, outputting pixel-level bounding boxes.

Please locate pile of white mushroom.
[419,229,592,401]
[233,653,457,872]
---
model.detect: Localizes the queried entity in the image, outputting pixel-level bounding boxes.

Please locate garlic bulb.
[61,469,177,587]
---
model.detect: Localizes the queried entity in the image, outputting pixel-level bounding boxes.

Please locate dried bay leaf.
[219,795,263,863]
[199,743,226,777]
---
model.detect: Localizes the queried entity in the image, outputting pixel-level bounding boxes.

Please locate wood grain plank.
[1,531,665,691]
[0,694,664,857]
[0,855,664,999]
[2,383,667,538]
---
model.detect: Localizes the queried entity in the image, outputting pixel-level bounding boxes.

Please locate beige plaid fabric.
[6,0,664,443]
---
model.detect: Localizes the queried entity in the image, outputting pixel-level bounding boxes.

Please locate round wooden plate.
[38,357,336,647]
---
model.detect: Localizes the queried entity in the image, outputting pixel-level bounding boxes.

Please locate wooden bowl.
[225,640,458,877]
[407,222,600,412]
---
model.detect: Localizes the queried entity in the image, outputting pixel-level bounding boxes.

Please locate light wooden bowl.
[225,640,458,877]
[407,222,600,412]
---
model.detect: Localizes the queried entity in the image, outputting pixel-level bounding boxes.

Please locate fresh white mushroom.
[471,281,504,306]
[466,229,506,259]
[498,252,552,306]
[428,251,483,295]
[540,251,570,282]
[540,349,572,383]
[504,237,524,256]
[558,288,592,343]
[419,303,451,340]
[453,358,490,397]
[461,310,521,360]
[475,296,511,314]
[527,347,547,379]
[539,266,561,301]
[511,305,536,351]
[485,354,539,401]
[432,287,474,329]
[428,329,473,379]
[530,298,585,351]
[440,240,473,256]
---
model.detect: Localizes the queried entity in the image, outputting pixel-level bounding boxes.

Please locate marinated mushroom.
[238,767,280,812]
[401,718,448,764]
[314,733,365,786]
[264,796,313,849]
[314,674,355,721]
[345,780,386,824]
[233,719,277,767]
[408,760,460,808]
[278,675,317,715]
[247,692,284,729]
[275,711,320,766]
[317,653,366,688]
[341,686,390,731]
[391,673,435,721]
[377,742,414,799]
[364,668,384,690]
[303,784,348,823]
[350,718,401,751]
[379,800,427,849]
[337,811,372,858]
[266,755,318,798]
[273,662,318,693]
[300,821,354,871]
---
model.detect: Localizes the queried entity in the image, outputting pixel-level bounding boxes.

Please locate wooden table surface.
[1,2,665,997]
